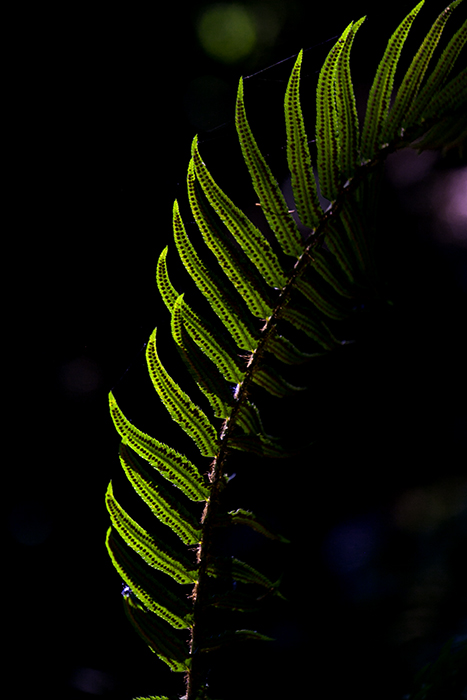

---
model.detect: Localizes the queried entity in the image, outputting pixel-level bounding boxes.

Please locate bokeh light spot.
[197,3,257,64]
[434,167,467,245]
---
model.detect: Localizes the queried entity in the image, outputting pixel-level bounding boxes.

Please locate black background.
[6,1,466,699]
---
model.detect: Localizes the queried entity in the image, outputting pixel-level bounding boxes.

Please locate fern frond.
[280,304,340,351]
[207,556,284,597]
[106,528,192,628]
[407,12,467,124]
[284,49,321,229]
[416,65,467,122]
[133,696,174,700]
[157,247,245,385]
[190,136,288,289]
[187,158,273,318]
[123,595,190,672]
[170,295,234,419]
[307,245,355,299]
[267,330,318,364]
[105,482,197,585]
[146,327,218,457]
[336,17,366,179]
[412,109,467,153]
[252,364,306,397]
[109,393,209,501]
[236,77,303,257]
[172,199,258,351]
[382,0,464,142]
[361,1,425,159]
[295,273,349,320]
[316,21,353,200]
[233,399,287,456]
[118,444,202,545]
[105,4,466,697]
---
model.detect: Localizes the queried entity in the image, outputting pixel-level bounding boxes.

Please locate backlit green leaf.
[285,49,321,229]
[118,444,202,545]
[146,327,219,457]
[173,199,259,351]
[407,11,466,124]
[236,77,303,257]
[191,136,288,289]
[187,158,273,318]
[336,17,366,179]
[316,22,353,200]
[382,1,463,142]
[109,392,209,501]
[106,528,193,628]
[105,483,197,585]
[361,1,425,159]
[157,246,246,385]
[123,595,190,672]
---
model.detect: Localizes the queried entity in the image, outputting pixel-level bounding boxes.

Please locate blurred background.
[6,1,466,698]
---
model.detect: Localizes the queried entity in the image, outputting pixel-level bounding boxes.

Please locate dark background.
[6,1,466,699]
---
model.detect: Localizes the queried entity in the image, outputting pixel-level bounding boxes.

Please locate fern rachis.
[105,3,467,699]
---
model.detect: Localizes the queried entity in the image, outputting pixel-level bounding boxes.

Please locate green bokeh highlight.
[197,3,257,64]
